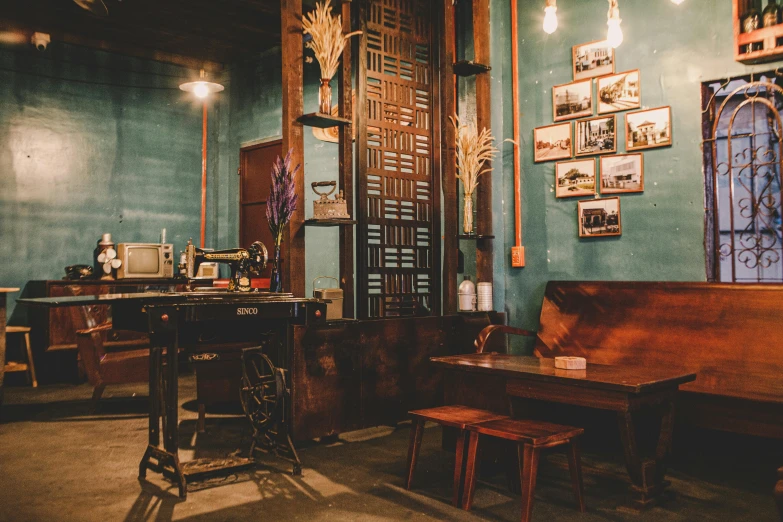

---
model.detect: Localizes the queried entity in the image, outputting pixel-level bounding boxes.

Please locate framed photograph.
[597,70,641,114]
[534,122,572,163]
[553,79,593,122]
[578,197,622,237]
[556,159,596,198]
[626,106,672,151]
[572,40,615,81]
[600,154,644,194]
[575,115,616,156]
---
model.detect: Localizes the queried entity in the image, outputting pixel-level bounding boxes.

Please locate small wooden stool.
[4,326,37,388]
[406,405,508,506]
[462,418,585,521]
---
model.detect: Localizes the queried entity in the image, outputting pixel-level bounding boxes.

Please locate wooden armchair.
[66,291,150,402]
[474,325,536,354]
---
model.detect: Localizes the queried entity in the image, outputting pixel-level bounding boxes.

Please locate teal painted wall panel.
[0,44,205,319]
[493,0,780,352]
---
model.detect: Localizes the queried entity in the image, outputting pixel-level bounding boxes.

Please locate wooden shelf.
[304,218,357,227]
[458,234,495,240]
[453,61,491,77]
[298,113,351,128]
[734,1,783,64]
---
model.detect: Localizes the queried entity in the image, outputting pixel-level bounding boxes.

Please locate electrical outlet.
[511,246,525,268]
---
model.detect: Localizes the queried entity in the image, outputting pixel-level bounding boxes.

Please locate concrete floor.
[0,376,779,522]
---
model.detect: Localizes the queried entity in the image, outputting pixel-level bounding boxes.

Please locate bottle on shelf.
[744,0,761,33]
[763,0,780,28]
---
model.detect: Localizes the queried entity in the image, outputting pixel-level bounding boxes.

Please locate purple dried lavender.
[266,148,300,247]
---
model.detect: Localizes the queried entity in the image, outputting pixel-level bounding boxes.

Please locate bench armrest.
[474,325,536,354]
[75,322,113,336]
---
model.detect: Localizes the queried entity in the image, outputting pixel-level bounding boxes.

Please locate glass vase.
[269,245,283,293]
[463,193,474,235]
[319,78,332,114]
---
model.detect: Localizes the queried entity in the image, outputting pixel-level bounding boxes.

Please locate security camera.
[31,32,50,52]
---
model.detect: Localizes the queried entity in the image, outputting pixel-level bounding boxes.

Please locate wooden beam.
[473,0,494,285]
[338,0,355,318]
[355,0,369,318]
[440,0,457,315]
[281,0,306,297]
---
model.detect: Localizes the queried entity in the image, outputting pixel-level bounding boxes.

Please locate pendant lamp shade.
[179,70,224,99]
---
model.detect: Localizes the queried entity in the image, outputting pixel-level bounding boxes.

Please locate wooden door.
[239,140,282,279]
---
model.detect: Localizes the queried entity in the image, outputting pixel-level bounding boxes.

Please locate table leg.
[616,397,676,510]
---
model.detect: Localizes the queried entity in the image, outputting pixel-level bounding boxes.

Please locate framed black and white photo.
[578,197,622,237]
[553,79,593,122]
[556,159,596,199]
[626,106,672,151]
[597,70,641,114]
[575,115,616,156]
[600,153,644,194]
[534,122,572,163]
[572,40,615,81]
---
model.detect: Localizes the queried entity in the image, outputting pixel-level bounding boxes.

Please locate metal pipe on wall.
[510,0,525,267]
[200,102,207,248]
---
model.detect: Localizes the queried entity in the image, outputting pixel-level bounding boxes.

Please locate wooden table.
[430,353,696,510]
[0,288,20,411]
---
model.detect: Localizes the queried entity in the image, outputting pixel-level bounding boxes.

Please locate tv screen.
[127,247,160,274]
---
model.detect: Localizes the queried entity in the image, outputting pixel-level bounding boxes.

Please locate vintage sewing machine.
[185,239,268,292]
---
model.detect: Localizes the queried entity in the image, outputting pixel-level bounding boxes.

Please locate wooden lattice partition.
[357,0,441,318]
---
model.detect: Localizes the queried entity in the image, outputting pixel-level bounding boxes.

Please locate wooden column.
[440,0,458,314]
[338,0,355,318]
[473,0,493,285]
[281,0,306,297]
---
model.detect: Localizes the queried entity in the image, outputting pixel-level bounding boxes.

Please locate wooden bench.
[485,281,783,515]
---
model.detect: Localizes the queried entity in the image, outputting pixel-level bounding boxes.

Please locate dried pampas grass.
[451,114,499,196]
[302,0,362,80]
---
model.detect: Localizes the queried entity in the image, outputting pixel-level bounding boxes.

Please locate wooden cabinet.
[26,279,187,382]
[734,0,783,64]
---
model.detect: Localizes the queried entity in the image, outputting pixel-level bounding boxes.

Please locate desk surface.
[0,288,19,293]
[430,353,696,394]
[18,291,315,308]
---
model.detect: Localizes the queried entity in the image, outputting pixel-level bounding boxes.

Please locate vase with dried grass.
[302,0,361,114]
[451,115,499,235]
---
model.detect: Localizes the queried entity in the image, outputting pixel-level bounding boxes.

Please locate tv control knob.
[160,314,169,323]
[164,252,171,259]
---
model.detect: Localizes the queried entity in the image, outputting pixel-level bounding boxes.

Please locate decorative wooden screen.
[703,74,783,282]
[357,0,441,318]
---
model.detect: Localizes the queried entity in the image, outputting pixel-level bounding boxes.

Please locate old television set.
[116,243,174,279]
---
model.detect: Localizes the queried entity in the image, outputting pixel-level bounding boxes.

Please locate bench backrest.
[534,281,783,403]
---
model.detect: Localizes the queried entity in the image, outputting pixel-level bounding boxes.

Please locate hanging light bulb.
[179,69,225,99]
[671,0,685,4]
[543,0,558,34]
[606,0,623,48]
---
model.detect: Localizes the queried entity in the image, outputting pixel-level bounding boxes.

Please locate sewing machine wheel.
[240,350,284,440]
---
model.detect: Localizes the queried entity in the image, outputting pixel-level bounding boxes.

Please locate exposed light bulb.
[543,5,558,34]
[607,18,623,48]
[671,0,685,4]
[193,83,209,99]
[606,0,623,48]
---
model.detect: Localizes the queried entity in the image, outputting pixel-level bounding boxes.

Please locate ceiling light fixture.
[179,69,224,100]
[606,0,624,48]
[543,0,558,34]
[671,0,685,4]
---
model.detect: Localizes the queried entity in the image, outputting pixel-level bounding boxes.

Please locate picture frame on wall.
[534,122,573,163]
[626,106,672,151]
[556,159,596,198]
[600,153,644,194]
[575,115,616,156]
[572,40,615,81]
[597,69,641,114]
[553,79,593,122]
[578,197,622,237]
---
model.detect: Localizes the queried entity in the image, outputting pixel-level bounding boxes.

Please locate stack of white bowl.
[477,282,493,311]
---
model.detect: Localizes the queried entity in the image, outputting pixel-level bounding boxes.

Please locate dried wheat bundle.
[451,114,499,196]
[302,0,362,80]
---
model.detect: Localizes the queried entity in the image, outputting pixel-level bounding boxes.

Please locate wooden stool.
[406,405,508,506]
[462,418,585,521]
[4,326,37,388]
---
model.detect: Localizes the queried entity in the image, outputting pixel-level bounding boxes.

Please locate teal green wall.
[0,43,210,319]
[219,50,343,299]
[491,0,780,352]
